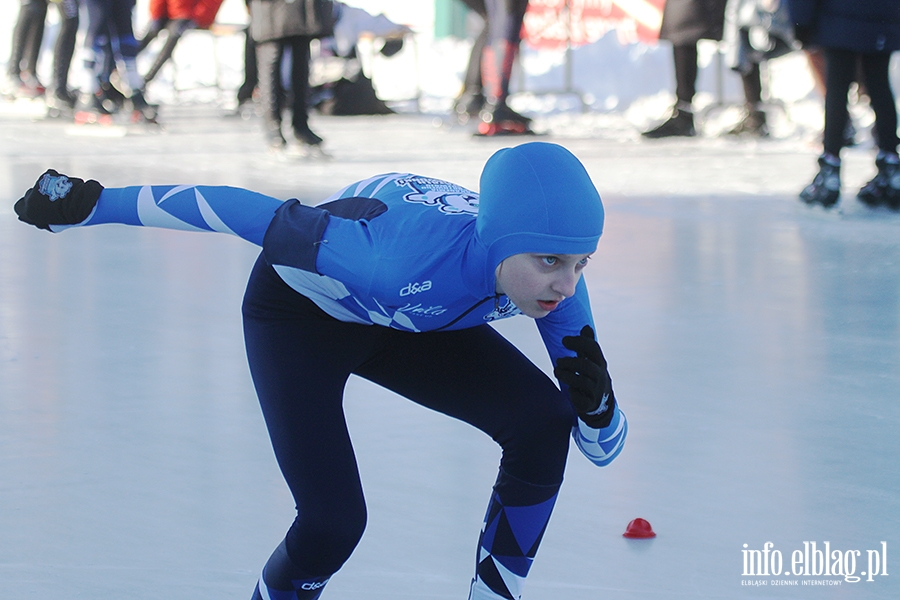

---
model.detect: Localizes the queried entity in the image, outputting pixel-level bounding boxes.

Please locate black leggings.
[7,0,78,89]
[241,255,572,584]
[7,0,46,78]
[824,48,899,157]
[84,0,139,59]
[673,43,762,108]
[255,36,313,132]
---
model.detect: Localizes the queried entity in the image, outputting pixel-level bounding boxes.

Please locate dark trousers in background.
[823,48,899,157]
[255,36,313,142]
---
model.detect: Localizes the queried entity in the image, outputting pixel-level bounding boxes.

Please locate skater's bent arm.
[538,281,628,467]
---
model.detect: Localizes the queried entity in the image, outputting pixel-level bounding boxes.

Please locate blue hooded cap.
[475,142,604,279]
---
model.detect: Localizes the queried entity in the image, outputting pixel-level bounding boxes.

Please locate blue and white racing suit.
[69,148,626,600]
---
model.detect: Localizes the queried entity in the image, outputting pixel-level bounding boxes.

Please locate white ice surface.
[1,102,898,599]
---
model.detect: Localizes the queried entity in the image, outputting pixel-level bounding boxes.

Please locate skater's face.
[495,252,592,318]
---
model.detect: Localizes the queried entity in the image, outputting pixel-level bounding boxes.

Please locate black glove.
[14,169,104,231]
[554,325,617,429]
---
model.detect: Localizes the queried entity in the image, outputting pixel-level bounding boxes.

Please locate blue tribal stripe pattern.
[469,472,559,600]
[573,407,627,467]
[70,181,627,469]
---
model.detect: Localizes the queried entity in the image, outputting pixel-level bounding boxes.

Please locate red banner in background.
[523,0,666,49]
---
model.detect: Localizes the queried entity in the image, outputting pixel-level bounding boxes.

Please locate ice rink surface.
[1,102,898,599]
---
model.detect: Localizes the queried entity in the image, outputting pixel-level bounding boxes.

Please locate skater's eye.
[540,256,559,266]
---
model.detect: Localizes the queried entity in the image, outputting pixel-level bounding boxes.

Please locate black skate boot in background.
[475,37,532,136]
[642,106,696,138]
[476,102,533,136]
[453,89,486,125]
[45,87,79,118]
[727,108,768,137]
[73,86,118,125]
[290,123,330,159]
[129,89,159,123]
[293,123,323,147]
[857,154,900,210]
[800,156,841,209]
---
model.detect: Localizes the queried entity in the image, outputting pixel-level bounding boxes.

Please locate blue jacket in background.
[787,0,900,53]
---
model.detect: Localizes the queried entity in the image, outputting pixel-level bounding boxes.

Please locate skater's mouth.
[537,300,560,311]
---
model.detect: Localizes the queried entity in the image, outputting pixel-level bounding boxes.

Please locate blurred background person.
[642,0,729,138]
[137,0,225,87]
[249,0,334,151]
[790,0,900,209]
[453,0,533,136]
[5,0,80,109]
[722,0,795,137]
[83,0,157,121]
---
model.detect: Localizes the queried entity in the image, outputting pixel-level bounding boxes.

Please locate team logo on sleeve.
[38,173,73,201]
[397,176,479,216]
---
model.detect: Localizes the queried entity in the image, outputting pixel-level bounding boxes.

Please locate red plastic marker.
[623,518,656,538]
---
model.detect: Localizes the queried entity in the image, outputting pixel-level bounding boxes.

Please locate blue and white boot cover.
[468,469,560,600]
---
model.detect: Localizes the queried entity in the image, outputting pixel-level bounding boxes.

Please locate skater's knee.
[518,391,574,443]
[499,393,573,484]
[286,507,367,575]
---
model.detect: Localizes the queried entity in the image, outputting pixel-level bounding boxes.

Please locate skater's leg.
[859,52,899,156]
[728,64,767,136]
[481,0,528,107]
[454,0,487,120]
[49,0,79,105]
[6,0,48,96]
[459,0,487,16]
[287,36,323,146]
[105,0,159,120]
[138,0,171,54]
[242,256,373,598]
[642,43,698,138]
[822,47,856,159]
[468,470,560,600]
[143,18,194,84]
[21,0,48,83]
[237,24,258,104]
[255,39,287,148]
[477,0,531,133]
[83,0,127,106]
[462,3,487,94]
[83,0,114,103]
[8,1,41,78]
[797,48,856,207]
[482,0,528,106]
[854,52,900,208]
[356,325,573,599]
[137,18,165,54]
[107,0,144,91]
[673,42,697,110]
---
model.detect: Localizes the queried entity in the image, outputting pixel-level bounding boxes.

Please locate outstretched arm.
[15,170,285,246]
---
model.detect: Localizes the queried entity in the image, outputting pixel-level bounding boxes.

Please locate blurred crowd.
[3,0,899,209]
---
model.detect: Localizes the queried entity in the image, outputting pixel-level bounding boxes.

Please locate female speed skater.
[14,141,627,600]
